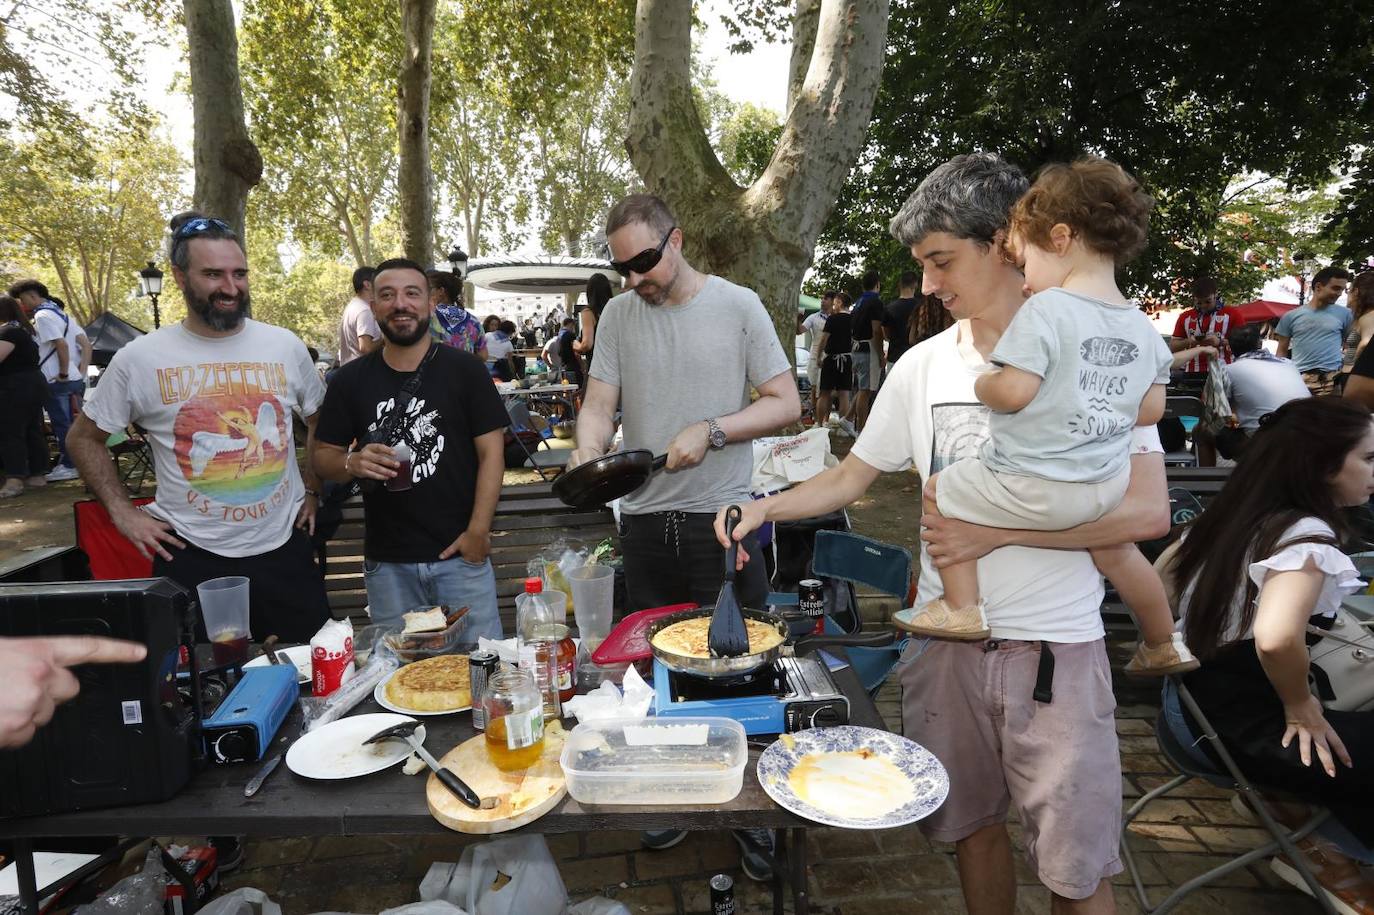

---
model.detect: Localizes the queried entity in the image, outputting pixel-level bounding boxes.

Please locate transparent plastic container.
[560,717,747,805]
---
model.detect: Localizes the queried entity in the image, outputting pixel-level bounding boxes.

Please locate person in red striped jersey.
[1169,277,1248,375]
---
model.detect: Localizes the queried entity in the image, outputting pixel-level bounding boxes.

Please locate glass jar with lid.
[483,667,545,771]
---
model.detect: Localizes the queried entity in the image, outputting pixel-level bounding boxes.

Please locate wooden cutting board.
[426,721,567,834]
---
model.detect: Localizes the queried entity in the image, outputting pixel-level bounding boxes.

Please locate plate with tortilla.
[374,654,472,716]
[756,725,948,829]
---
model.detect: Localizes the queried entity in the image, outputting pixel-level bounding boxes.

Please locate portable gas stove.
[651,655,849,736]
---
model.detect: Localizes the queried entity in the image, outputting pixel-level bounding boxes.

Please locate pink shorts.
[897,638,1123,899]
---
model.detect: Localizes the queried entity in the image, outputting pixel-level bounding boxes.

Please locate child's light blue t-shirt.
[984,288,1172,483]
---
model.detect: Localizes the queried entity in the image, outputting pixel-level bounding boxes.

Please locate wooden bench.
[1100,464,1233,638]
[321,481,616,634]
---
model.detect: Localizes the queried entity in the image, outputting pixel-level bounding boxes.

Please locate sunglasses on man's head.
[173,217,234,241]
[608,227,677,277]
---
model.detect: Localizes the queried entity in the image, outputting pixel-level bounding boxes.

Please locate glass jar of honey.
[483,667,545,771]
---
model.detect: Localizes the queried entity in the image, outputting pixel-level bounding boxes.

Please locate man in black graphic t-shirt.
[314,258,510,638]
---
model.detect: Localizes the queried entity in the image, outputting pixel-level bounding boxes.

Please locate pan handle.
[723,504,742,582]
[650,453,668,471]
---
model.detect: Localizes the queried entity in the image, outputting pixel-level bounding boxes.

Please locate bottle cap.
[524,577,543,594]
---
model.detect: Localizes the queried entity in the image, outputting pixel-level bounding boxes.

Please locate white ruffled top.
[1177,517,1364,646]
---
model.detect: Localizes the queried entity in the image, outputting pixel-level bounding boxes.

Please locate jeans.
[45,378,84,468]
[364,556,504,640]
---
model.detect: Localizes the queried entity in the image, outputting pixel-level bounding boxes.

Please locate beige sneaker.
[0,479,24,499]
[893,599,990,640]
[1124,631,1200,677]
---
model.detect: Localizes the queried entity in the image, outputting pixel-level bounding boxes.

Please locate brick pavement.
[218,644,1325,914]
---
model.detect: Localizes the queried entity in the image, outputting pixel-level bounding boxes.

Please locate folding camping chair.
[1120,677,1336,914]
[773,529,914,696]
[73,498,155,580]
[107,427,155,495]
[504,396,568,481]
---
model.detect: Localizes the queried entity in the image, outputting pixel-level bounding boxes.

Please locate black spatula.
[707,505,751,657]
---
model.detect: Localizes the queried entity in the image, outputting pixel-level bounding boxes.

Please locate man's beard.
[635,265,680,307]
[380,311,430,346]
[186,287,249,331]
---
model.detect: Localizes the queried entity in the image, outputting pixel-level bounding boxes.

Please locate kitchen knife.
[244,754,281,797]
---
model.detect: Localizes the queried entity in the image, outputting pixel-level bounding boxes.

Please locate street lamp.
[446,244,469,280]
[138,261,164,329]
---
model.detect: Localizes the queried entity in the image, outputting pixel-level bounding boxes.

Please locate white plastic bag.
[419,837,568,915]
[196,887,283,915]
[751,429,836,494]
[76,848,166,915]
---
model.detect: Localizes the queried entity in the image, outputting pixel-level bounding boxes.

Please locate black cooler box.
[0,578,201,818]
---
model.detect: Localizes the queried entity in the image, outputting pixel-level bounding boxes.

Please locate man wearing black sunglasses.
[68,211,331,645]
[570,194,800,880]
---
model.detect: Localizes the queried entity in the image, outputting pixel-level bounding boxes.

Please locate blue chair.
[772,530,913,695]
[1120,677,1334,914]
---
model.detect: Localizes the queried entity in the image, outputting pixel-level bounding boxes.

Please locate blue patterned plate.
[756,726,948,829]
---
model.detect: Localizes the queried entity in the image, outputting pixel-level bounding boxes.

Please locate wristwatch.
[706,418,727,450]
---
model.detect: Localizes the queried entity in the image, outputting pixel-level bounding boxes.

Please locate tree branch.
[753,0,889,249]
[625,0,738,208]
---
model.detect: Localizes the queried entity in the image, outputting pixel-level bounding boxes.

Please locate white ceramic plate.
[285,713,424,780]
[756,725,948,829]
[373,669,472,716]
[244,645,312,684]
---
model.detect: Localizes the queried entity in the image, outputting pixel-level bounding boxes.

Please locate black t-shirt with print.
[822,313,853,356]
[316,345,510,561]
[883,297,918,364]
[0,322,39,376]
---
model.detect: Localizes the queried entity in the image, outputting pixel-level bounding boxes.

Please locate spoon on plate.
[363,721,496,810]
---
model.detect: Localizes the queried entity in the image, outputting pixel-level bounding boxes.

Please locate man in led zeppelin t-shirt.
[69,213,329,643]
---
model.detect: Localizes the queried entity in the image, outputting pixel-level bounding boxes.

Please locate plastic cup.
[569,564,614,650]
[387,442,413,492]
[197,576,251,666]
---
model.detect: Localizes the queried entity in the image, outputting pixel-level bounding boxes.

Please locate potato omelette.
[385,654,471,711]
[651,617,785,659]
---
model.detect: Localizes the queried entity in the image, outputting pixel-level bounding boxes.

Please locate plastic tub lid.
[590,603,698,665]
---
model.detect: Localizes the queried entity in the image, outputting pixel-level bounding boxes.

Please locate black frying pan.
[552,449,668,508]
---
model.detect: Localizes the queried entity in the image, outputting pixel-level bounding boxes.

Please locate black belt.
[983,638,1055,704]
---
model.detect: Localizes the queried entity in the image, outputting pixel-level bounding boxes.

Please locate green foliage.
[0,0,153,133]
[816,0,1374,301]
[0,126,185,325]
[1326,145,1374,269]
[717,102,782,186]
[243,231,355,353]
[531,78,635,256]
[241,0,397,266]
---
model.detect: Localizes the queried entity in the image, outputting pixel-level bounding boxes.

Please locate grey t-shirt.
[590,275,792,514]
[987,288,1172,483]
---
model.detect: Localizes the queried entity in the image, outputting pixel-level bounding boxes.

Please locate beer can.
[799,578,824,617]
[469,649,499,730]
[709,873,735,915]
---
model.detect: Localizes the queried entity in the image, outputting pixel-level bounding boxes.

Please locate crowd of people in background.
[799,269,953,434]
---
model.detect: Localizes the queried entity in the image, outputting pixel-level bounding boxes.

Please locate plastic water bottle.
[515,578,561,719]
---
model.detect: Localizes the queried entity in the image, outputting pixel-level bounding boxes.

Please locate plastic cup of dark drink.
[387,442,413,492]
[197,576,251,667]
[211,633,249,666]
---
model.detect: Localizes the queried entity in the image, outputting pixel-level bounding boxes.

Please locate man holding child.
[721,153,1171,913]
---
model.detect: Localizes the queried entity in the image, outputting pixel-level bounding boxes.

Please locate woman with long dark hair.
[907,292,953,348]
[573,272,614,373]
[1161,396,1374,901]
[0,295,51,498]
[1341,270,1374,371]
